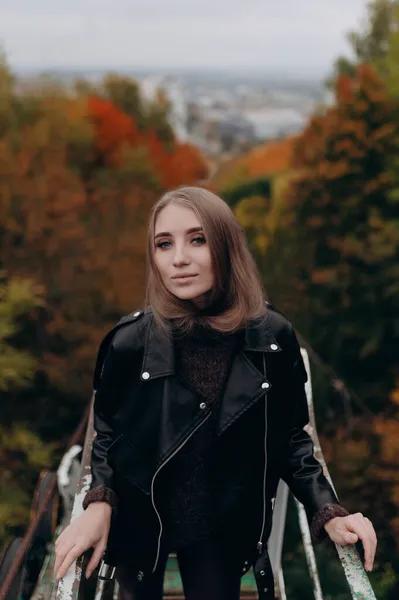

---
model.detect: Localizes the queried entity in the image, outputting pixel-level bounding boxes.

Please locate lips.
[172,274,198,280]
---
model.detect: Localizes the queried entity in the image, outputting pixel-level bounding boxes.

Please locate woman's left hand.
[324,512,377,571]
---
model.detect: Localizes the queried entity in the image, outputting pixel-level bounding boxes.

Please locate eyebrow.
[154,226,203,240]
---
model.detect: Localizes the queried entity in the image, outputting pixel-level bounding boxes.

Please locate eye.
[156,240,171,249]
[192,236,206,244]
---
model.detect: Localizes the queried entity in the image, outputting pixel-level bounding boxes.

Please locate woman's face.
[153,203,215,308]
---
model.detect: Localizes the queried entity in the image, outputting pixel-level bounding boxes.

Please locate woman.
[54,186,377,600]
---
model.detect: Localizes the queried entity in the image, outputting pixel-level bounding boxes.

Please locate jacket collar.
[140,312,281,381]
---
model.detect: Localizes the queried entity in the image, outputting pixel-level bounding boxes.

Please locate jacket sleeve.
[82,343,120,511]
[280,324,349,542]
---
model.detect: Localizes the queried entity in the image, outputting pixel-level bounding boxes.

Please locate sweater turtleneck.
[156,320,243,549]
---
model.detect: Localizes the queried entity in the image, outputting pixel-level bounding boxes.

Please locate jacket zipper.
[257,352,268,555]
[150,411,212,573]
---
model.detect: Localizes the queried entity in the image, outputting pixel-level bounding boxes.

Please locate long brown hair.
[145,186,267,334]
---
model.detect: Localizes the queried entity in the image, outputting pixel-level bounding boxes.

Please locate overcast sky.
[0,0,368,74]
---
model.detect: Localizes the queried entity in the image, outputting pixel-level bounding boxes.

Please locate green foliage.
[221,177,271,207]
[232,195,270,258]
[0,276,54,544]
[0,276,43,391]
[145,88,175,147]
[0,426,55,541]
[101,73,146,128]
[99,72,174,145]
[380,4,399,99]
[329,0,395,84]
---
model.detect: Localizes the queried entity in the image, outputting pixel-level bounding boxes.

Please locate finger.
[348,517,373,570]
[359,520,375,571]
[55,538,71,557]
[55,530,68,547]
[340,531,358,544]
[363,519,377,569]
[86,543,106,579]
[54,538,74,573]
[54,543,71,577]
[56,545,84,581]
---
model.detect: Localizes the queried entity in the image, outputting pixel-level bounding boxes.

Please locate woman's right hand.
[54,502,112,581]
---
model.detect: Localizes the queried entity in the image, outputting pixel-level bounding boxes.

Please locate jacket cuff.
[310,503,350,543]
[82,485,118,510]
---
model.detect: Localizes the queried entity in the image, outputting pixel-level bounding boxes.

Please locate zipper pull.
[257,541,263,554]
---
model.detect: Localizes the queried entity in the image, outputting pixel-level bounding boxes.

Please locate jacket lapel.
[217,349,268,435]
[140,311,283,440]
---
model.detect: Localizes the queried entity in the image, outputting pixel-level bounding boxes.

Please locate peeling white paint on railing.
[56,398,96,600]
[277,567,287,600]
[300,349,376,600]
[295,499,324,600]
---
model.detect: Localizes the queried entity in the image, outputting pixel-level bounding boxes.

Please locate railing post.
[300,349,377,600]
[56,397,96,600]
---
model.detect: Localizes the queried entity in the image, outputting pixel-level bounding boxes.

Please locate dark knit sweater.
[156,323,242,549]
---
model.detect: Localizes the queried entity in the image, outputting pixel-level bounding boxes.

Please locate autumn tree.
[330,0,396,82]
[100,73,174,144]
[288,65,399,399]
[281,66,399,574]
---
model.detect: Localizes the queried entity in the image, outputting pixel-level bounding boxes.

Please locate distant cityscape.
[15,67,332,156]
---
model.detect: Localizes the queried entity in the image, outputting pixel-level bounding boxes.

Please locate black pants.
[116,539,242,600]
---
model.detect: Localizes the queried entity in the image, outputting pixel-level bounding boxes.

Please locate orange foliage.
[167,142,210,187]
[209,136,297,190]
[242,136,297,177]
[143,134,209,189]
[87,96,208,187]
[87,96,140,166]
[294,66,398,172]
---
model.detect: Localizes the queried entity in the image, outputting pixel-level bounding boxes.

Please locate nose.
[172,242,190,267]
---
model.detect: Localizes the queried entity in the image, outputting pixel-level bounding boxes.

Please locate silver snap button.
[261,382,270,389]
[141,372,150,380]
[264,588,268,593]
[260,570,265,576]
[133,311,141,317]
[199,402,207,409]
[270,343,278,351]
[137,570,144,582]
[242,567,246,572]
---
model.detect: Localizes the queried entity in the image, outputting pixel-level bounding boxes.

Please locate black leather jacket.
[88,305,342,599]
